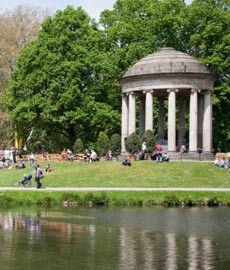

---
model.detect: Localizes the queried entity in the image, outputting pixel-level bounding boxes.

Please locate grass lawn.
[0,160,229,188]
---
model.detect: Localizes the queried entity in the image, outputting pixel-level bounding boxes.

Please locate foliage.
[184,0,230,152]
[3,1,230,153]
[110,133,121,156]
[125,132,141,154]
[73,138,84,153]
[5,6,120,152]
[142,129,156,153]
[100,0,229,152]
[97,131,110,157]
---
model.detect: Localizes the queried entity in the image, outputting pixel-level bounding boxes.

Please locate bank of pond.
[1,190,230,208]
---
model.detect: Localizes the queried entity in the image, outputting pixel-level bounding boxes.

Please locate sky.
[0,0,116,20]
[0,0,192,20]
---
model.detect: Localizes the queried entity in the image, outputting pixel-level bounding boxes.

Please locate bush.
[207,197,220,207]
[110,134,121,156]
[97,132,110,157]
[73,138,84,153]
[125,132,141,154]
[163,195,180,206]
[142,129,156,153]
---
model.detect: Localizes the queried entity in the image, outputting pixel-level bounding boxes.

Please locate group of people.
[0,147,23,169]
[140,142,169,162]
[84,149,98,162]
[214,155,230,172]
[61,149,75,161]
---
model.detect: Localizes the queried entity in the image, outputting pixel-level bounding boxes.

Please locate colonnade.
[121,88,212,153]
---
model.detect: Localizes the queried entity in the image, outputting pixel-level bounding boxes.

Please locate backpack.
[39,170,44,179]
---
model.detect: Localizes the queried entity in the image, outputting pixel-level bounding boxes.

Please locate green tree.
[110,133,121,156]
[97,131,110,157]
[125,132,141,154]
[142,130,156,153]
[6,6,120,151]
[184,0,230,151]
[73,138,84,153]
[100,0,229,152]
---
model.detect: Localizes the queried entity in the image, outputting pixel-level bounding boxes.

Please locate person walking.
[34,164,43,189]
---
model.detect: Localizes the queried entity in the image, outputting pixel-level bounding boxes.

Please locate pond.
[0,207,230,270]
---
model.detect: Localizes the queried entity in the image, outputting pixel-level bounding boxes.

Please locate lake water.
[0,207,230,270]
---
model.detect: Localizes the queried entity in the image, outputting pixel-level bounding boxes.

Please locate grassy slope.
[0,160,229,188]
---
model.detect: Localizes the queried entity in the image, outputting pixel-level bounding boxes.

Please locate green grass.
[0,160,229,188]
[0,190,229,207]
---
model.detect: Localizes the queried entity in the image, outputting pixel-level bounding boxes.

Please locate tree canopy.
[5,0,230,152]
[6,6,120,151]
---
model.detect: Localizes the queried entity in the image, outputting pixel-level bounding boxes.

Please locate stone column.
[158,97,165,140]
[145,90,153,131]
[167,89,177,151]
[189,88,199,151]
[121,93,129,152]
[178,96,186,146]
[202,90,212,152]
[128,92,136,135]
[198,95,204,149]
[139,96,145,136]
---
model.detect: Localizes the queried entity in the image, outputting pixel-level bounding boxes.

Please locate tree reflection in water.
[0,208,229,269]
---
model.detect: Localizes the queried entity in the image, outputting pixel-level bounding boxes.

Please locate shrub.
[97,132,110,157]
[110,133,121,156]
[163,195,180,206]
[73,138,84,153]
[125,132,141,154]
[207,197,220,207]
[142,129,156,153]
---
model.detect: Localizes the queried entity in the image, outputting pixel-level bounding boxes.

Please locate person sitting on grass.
[122,157,131,166]
[89,150,98,162]
[18,174,32,187]
[45,163,54,172]
[67,149,74,161]
[162,152,170,162]
[106,150,113,161]
[214,158,225,168]
[16,159,26,169]
[61,148,67,160]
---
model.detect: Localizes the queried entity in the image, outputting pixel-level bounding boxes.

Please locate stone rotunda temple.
[120,47,216,159]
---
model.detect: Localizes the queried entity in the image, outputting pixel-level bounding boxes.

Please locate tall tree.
[6,6,120,151]
[99,0,229,151]
[184,0,230,151]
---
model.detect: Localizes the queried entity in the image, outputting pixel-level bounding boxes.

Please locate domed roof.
[123,47,212,78]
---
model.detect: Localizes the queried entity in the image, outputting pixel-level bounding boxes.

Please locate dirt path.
[1,187,230,192]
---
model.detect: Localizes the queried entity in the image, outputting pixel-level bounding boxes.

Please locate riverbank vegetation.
[0,190,229,208]
[0,161,230,207]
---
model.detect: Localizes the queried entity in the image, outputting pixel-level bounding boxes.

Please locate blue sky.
[0,0,116,20]
[0,0,192,20]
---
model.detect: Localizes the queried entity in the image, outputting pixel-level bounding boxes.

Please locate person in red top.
[154,143,163,162]
[61,149,67,160]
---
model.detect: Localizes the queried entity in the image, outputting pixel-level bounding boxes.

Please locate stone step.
[168,152,214,161]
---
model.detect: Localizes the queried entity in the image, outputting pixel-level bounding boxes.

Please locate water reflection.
[0,207,229,270]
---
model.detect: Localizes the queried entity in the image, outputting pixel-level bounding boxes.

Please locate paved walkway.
[1,187,230,192]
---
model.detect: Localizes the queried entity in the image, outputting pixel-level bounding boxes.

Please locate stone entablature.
[121,74,215,93]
